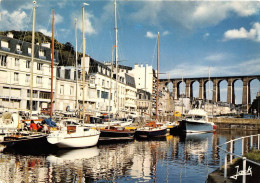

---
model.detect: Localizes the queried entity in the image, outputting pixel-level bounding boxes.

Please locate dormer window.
[28,47,32,55]
[39,49,46,59]
[1,40,10,51]
[16,44,21,51]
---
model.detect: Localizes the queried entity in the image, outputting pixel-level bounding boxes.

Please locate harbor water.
[0,130,258,183]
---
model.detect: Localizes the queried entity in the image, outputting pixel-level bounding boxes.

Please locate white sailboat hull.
[47,127,100,148]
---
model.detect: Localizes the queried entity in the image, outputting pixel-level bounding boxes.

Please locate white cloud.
[38,28,52,37]
[203,33,210,39]
[223,22,260,42]
[55,14,64,24]
[73,11,96,35]
[146,31,157,39]
[162,31,169,36]
[129,1,260,30]
[163,58,260,78]
[0,9,28,30]
[146,31,169,39]
[205,53,227,61]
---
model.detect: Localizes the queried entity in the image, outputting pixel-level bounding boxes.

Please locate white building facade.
[0,34,58,113]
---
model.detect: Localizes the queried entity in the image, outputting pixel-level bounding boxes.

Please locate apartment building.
[0,33,59,112]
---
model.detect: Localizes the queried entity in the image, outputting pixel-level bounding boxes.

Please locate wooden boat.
[135,121,167,138]
[0,132,48,148]
[99,126,135,141]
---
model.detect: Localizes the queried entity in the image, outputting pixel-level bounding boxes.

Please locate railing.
[217,134,260,183]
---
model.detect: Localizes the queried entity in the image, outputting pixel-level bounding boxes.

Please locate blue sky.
[0,0,259,103]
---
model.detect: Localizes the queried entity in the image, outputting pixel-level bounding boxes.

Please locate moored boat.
[99,126,135,141]
[47,124,100,148]
[135,121,167,138]
[179,109,216,133]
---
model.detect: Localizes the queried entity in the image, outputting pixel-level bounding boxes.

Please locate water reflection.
[0,131,258,183]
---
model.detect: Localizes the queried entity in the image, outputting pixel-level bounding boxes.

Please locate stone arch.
[233,79,243,104]
[177,80,186,98]
[191,80,199,99]
[204,79,213,101]
[249,78,260,104]
[218,79,228,102]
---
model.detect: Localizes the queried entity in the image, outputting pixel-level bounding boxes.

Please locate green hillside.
[0,30,78,66]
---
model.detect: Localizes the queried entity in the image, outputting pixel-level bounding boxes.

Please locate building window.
[14,72,19,82]
[97,90,100,98]
[15,58,19,66]
[37,63,43,70]
[101,91,108,99]
[49,78,51,85]
[26,74,30,83]
[0,55,7,66]
[26,60,30,68]
[70,86,74,95]
[102,79,105,86]
[36,76,42,84]
[60,85,64,95]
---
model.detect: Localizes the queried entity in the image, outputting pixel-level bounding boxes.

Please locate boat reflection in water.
[47,146,100,164]
[0,131,258,183]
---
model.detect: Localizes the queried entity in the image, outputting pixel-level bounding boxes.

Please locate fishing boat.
[135,121,167,138]
[178,109,216,133]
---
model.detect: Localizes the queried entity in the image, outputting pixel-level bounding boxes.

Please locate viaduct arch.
[159,75,260,111]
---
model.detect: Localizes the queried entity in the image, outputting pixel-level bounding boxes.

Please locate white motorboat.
[47,124,100,148]
[179,109,216,133]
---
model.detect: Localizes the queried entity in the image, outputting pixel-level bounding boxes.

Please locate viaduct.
[159,75,260,109]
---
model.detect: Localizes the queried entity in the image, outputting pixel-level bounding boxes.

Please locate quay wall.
[209,117,260,130]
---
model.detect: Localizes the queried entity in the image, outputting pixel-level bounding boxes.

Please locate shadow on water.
[2,143,59,156]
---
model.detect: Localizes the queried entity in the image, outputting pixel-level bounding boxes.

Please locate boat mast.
[114,0,119,118]
[82,5,86,123]
[156,32,159,121]
[108,46,114,120]
[30,4,36,118]
[75,18,79,114]
[50,9,55,119]
[182,71,184,115]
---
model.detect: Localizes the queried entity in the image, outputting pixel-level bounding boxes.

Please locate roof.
[0,35,59,63]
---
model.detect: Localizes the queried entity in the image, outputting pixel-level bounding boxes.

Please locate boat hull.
[1,134,48,148]
[180,120,215,133]
[100,130,135,138]
[135,128,167,138]
[47,134,100,148]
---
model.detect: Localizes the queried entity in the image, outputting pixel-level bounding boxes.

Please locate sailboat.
[135,32,167,139]
[47,6,100,148]
[0,4,49,148]
[98,0,135,141]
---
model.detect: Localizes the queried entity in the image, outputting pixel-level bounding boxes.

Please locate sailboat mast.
[108,46,114,120]
[156,32,159,121]
[75,18,79,113]
[30,5,36,118]
[50,9,55,119]
[82,6,86,123]
[114,0,119,116]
